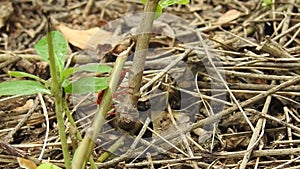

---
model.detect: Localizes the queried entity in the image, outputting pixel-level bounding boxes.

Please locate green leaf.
[77,63,112,73]
[155,5,163,18]
[0,80,51,96]
[61,79,71,88]
[61,67,75,80]
[34,31,67,75]
[37,162,61,169]
[159,0,189,8]
[64,77,109,94]
[8,71,49,86]
[140,0,189,18]
[262,0,272,7]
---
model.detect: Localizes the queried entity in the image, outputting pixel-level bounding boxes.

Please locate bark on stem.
[129,0,160,107]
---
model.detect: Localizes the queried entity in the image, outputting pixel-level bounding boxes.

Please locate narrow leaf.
[8,71,49,86]
[159,0,189,8]
[61,67,75,80]
[64,77,109,94]
[61,79,71,88]
[0,80,51,96]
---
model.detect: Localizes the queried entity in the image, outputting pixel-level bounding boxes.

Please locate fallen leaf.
[17,157,37,169]
[58,24,113,50]
[13,99,34,112]
[215,9,241,25]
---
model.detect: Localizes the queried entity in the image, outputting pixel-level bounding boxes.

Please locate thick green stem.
[72,46,133,169]
[47,31,71,169]
[129,0,159,107]
[63,101,97,169]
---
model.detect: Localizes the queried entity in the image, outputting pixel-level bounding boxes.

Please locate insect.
[96,90,104,105]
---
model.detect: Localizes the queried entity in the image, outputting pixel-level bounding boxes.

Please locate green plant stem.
[62,101,97,169]
[129,0,159,107]
[71,46,132,169]
[97,136,125,162]
[63,100,81,140]
[47,31,71,169]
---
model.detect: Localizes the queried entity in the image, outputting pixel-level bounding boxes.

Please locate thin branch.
[37,93,49,160]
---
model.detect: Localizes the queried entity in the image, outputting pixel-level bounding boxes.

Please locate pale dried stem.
[240,95,271,168]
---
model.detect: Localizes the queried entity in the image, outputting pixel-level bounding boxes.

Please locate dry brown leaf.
[215,9,241,25]
[58,24,113,50]
[17,157,37,169]
[13,99,34,112]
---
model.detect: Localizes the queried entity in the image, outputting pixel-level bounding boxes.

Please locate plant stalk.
[129,0,159,107]
[97,136,125,162]
[63,101,97,169]
[71,45,133,169]
[47,31,71,169]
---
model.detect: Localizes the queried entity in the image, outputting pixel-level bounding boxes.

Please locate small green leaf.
[155,5,163,18]
[61,79,71,88]
[262,0,272,7]
[140,0,189,18]
[34,31,67,75]
[0,80,51,96]
[8,71,49,86]
[64,77,109,94]
[77,63,112,73]
[37,162,61,169]
[159,0,189,8]
[61,67,75,80]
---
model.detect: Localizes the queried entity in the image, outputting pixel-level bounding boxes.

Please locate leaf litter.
[0,0,300,168]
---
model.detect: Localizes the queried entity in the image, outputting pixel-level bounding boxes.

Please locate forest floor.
[0,0,300,168]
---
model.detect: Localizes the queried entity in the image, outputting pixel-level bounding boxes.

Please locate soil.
[0,0,300,168]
